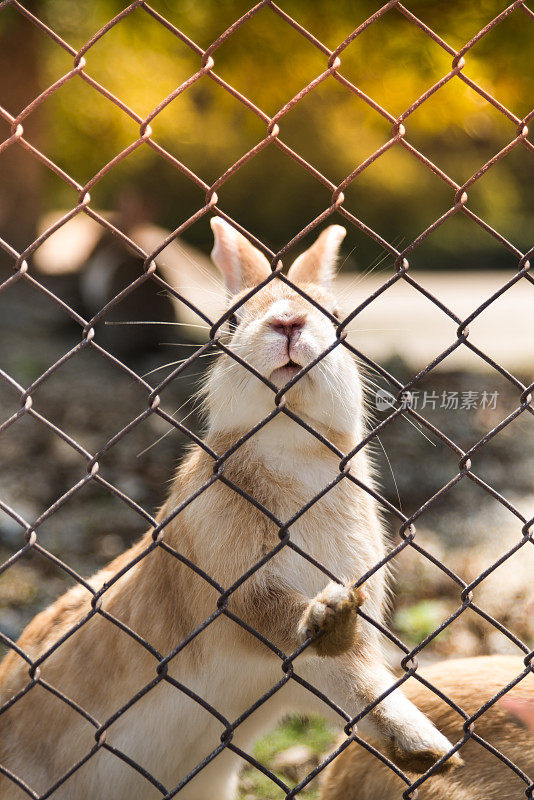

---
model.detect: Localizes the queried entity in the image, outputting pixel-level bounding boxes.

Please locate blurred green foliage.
[393,599,451,644]
[2,0,532,267]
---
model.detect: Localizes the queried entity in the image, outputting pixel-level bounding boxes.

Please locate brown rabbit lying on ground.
[320,654,534,800]
[0,220,457,799]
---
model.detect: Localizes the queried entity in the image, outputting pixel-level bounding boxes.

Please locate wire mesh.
[0,1,533,798]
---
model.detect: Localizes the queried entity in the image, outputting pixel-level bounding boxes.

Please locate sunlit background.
[1,0,533,265]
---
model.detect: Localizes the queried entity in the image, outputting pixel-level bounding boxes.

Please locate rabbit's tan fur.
[321,655,534,800]
[0,220,457,799]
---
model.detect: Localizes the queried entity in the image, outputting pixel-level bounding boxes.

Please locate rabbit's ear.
[210,218,271,295]
[287,225,346,287]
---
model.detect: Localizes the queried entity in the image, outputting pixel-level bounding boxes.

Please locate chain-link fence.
[0,1,533,798]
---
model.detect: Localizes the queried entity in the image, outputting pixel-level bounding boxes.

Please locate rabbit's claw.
[298,582,365,657]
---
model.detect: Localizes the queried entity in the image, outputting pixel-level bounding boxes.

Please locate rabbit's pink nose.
[269,316,306,342]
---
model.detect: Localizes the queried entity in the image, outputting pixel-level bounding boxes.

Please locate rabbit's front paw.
[298,582,365,657]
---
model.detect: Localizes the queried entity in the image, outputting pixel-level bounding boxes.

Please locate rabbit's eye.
[332,308,341,321]
[228,313,239,331]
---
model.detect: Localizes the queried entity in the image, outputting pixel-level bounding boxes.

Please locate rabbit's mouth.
[269,359,303,386]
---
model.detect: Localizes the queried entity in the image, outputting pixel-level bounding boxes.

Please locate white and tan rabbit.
[0,219,458,799]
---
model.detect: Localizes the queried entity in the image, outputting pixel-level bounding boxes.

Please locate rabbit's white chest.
[259,467,366,596]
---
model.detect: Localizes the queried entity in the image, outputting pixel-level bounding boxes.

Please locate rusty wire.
[0,1,533,798]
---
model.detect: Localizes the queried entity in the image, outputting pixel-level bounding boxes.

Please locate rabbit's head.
[204,218,363,442]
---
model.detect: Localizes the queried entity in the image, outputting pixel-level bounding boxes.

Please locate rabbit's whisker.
[159,342,218,347]
[359,373,437,447]
[335,244,359,276]
[344,328,408,333]
[143,354,214,378]
[137,397,193,456]
[375,434,402,512]
[137,381,206,457]
[163,285,223,298]
[157,243,222,290]
[336,236,405,302]
[105,320,211,330]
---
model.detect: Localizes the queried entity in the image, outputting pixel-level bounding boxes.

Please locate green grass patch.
[239,715,336,799]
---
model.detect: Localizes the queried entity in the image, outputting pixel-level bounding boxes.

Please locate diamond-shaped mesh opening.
[456,6,534,121]
[213,144,337,243]
[78,6,202,118]
[404,79,518,177]
[403,209,523,269]
[463,148,534,248]
[1,2,533,799]
[210,4,330,115]
[275,76,394,183]
[338,8,454,118]
[342,142,459,251]
[150,78,271,184]
[39,74,144,185]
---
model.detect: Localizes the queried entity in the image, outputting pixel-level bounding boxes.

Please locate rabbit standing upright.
[0,219,458,799]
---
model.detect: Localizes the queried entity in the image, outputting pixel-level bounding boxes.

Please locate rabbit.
[0,219,459,800]
[320,654,534,800]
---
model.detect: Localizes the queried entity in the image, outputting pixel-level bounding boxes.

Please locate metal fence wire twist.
[0,1,533,798]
